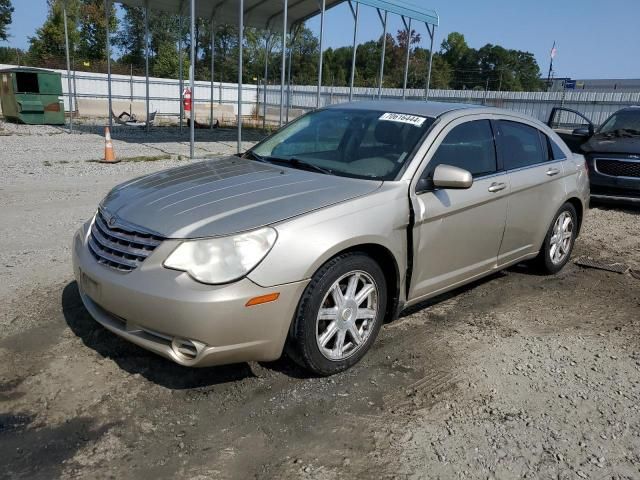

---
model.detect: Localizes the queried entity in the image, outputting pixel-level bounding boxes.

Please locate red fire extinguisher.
[183,88,192,112]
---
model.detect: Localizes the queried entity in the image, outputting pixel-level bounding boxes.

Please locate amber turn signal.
[245,292,280,307]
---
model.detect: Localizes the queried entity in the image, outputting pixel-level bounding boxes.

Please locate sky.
[5,0,640,79]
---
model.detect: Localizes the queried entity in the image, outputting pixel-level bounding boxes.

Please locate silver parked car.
[72,101,589,375]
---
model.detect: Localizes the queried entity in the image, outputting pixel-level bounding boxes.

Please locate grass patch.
[86,154,172,163]
[121,154,172,162]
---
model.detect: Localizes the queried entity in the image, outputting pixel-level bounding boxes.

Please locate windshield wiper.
[243,150,272,164]
[267,157,335,176]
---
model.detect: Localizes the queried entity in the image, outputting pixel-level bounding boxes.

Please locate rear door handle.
[546,168,560,176]
[488,182,507,193]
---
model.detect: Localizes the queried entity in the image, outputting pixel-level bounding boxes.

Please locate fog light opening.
[171,338,199,361]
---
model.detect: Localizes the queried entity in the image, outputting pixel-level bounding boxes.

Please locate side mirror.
[432,164,474,189]
[572,127,593,137]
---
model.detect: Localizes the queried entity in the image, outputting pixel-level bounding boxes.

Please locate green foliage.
[23,2,545,92]
[77,0,118,61]
[0,46,23,64]
[114,6,144,67]
[0,0,13,42]
[29,0,80,61]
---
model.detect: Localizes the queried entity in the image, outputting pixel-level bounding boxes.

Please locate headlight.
[163,227,277,285]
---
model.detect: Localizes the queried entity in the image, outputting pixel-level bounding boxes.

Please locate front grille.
[596,158,640,178]
[88,210,164,272]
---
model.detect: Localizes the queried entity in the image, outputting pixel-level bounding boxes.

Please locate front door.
[547,107,594,153]
[408,118,508,301]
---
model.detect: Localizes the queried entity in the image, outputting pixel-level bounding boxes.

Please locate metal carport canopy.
[114,0,438,29]
[92,0,440,159]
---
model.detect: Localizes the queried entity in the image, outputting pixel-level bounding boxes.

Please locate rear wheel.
[533,202,578,274]
[287,253,387,376]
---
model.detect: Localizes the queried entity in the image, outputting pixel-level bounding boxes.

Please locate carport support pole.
[237,0,244,154]
[105,0,112,130]
[279,0,288,127]
[189,0,195,159]
[402,16,412,100]
[62,0,73,133]
[425,24,435,101]
[316,0,325,108]
[144,0,150,133]
[210,18,215,130]
[262,38,268,130]
[286,25,294,122]
[376,9,387,100]
[179,3,183,132]
[348,1,359,102]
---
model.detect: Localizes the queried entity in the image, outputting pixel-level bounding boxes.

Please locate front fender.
[248,183,410,290]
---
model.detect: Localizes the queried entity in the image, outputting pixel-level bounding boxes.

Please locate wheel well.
[335,244,401,323]
[566,197,584,236]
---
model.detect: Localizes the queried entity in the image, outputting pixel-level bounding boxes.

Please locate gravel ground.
[0,119,639,479]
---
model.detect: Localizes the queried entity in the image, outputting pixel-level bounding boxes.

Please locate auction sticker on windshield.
[379,112,427,127]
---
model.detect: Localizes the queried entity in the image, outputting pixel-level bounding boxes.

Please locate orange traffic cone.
[101,126,119,163]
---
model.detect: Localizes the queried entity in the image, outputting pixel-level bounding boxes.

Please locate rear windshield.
[250,108,435,180]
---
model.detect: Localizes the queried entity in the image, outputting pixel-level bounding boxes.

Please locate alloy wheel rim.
[315,271,379,361]
[549,211,574,265]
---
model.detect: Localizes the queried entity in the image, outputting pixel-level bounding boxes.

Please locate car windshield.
[248,108,435,180]
[598,110,640,135]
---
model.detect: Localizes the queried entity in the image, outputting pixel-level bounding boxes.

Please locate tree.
[29,0,80,62]
[0,0,13,42]
[77,0,117,61]
[0,46,24,64]
[114,6,145,67]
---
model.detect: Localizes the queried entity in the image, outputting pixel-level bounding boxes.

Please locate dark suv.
[549,106,640,204]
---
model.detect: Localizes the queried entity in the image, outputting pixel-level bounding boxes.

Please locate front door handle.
[546,168,560,176]
[488,182,507,193]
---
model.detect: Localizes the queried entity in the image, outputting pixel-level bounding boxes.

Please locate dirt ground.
[1,123,639,479]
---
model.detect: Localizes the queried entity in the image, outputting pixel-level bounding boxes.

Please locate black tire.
[532,202,578,274]
[287,252,387,376]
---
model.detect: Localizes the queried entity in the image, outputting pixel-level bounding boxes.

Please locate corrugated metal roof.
[114,0,438,29]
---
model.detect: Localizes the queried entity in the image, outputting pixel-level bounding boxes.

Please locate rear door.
[497,119,568,266]
[408,117,508,300]
[547,107,594,153]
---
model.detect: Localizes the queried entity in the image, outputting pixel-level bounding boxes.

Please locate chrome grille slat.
[91,223,154,258]
[88,237,141,269]
[88,211,164,272]
[94,214,161,247]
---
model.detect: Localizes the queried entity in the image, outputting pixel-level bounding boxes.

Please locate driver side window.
[423,120,498,178]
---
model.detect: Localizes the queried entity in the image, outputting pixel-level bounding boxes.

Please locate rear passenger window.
[499,121,545,169]
[425,120,497,177]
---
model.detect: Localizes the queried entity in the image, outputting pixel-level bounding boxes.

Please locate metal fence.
[2,64,639,126]
[263,84,640,126]
[0,64,260,116]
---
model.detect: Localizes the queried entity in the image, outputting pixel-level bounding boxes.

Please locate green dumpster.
[0,67,65,125]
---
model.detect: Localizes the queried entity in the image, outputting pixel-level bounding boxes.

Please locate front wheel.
[533,202,578,274]
[287,253,387,376]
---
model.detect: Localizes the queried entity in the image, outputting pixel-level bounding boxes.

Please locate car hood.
[100,156,382,238]
[582,135,640,155]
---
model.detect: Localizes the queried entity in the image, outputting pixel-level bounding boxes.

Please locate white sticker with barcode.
[379,112,427,127]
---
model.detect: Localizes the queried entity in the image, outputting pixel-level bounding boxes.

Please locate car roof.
[324,100,482,118]
[616,106,640,113]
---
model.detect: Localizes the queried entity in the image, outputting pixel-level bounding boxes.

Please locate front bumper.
[72,222,309,367]
[587,155,640,204]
